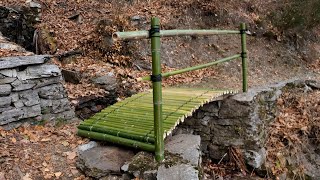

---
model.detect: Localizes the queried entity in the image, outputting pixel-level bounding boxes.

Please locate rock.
[51,98,71,113]
[61,69,82,84]
[78,141,99,152]
[165,134,201,166]
[0,55,51,70]
[0,42,26,52]
[0,69,17,77]
[76,145,135,178]
[10,93,19,102]
[22,104,41,119]
[40,98,72,114]
[306,80,320,89]
[121,151,158,179]
[0,84,11,96]
[14,101,24,108]
[157,164,199,180]
[0,108,24,125]
[91,73,117,91]
[0,106,14,113]
[11,80,36,91]
[17,64,61,80]
[19,90,40,107]
[0,96,11,107]
[32,76,63,89]
[219,98,251,118]
[244,148,266,169]
[0,77,16,84]
[28,1,42,9]
[38,84,66,99]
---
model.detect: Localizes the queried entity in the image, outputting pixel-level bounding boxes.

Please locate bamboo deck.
[77,88,237,151]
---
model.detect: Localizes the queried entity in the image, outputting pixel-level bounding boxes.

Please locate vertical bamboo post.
[151,17,164,162]
[240,23,248,92]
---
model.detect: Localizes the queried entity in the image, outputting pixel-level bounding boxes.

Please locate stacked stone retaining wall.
[0,55,74,125]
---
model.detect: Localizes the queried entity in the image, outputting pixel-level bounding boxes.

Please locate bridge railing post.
[240,23,248,92]
[150,17,164,162]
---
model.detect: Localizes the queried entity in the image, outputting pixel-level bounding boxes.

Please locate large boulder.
[76,142,135,179]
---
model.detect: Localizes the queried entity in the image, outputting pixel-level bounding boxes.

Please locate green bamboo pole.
[77,129,155,152]
[138,54,241,81]
[113,29,240,41]
[151,17,164,162]
[78,124,155,143]
[240,23,248,92]
[79,123,154,137]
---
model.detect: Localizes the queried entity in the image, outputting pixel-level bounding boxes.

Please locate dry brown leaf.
[11,137,17,143]
[54,172,62,178]
[22,173,32,180]
[61,141,70,147]
[0,172,5,180]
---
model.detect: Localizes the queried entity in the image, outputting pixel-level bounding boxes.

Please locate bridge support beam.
[151,17,164,162]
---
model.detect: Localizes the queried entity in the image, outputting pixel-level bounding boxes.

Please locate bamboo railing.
[79,17,248,162]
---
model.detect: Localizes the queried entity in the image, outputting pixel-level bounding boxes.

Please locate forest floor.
[0,0,319,179]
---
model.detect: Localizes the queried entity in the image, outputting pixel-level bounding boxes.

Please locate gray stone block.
[91,73,117,91]
[0,55,50,70]
[76,145,135,178]
[157,164,199,180]
[219,98,251,118]
[17,64,61,80]
[11,79,37,91]
[52,98,71,113]
[32,76,63,89]
[10,93,19,102]
[165,134,201,166]
[0,69,17,77]
[38,84,66,99]
[14,101,24,108]
[244,148,266,169]
[22,105,41,118]
[0,96,11,107]
[0,108,24,125]
[19,90,40,107]
[0,77,16,84]
[0,84,11,96]
[0,106,14,113]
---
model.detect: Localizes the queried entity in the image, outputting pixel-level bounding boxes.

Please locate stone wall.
[0,55,74,125]
[175,80,318,169]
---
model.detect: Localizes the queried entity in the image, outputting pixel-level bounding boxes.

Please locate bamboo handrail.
[113,29,240,41]
[137,54,241,81]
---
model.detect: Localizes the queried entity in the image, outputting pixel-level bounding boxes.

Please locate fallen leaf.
[0,172,5,180]
[11,137,17,143]
[61,141,69,147]
[63,151,77,160]
[44,174,53,179]
[70,169,79,175]
[22,173,32,180]
[54,172,62,178]
[42,162,48,167]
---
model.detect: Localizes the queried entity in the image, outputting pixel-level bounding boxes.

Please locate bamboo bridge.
[77,17,248,162]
